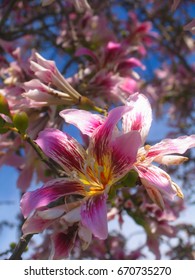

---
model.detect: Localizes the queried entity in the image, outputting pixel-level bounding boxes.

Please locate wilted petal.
[81,194,108,239]
[123,93,152,143]
[154,155,188,165]
[145,187,165,210]
[78,225,92,250]
[21,178,85,218]
[63,206,81,223]
[50,226,78,259]
[60,109,104,137]
[35,128,86,175]
[111,131,141,182]
[22,207,58,235]
[22,204,68,235]
[147,135,195,159]
[136,165,179,200]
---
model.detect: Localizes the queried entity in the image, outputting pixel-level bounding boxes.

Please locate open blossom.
[122,93,195,209]
[20,104,141,258]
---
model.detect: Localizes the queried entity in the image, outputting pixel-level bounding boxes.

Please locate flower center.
[79,157,111,195]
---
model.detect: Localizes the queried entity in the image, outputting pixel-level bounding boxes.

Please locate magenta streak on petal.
[20,179,84,218]
[59,109,104,137]
[131,113,143,130]
[147,135,195,159]
[35,128,86,175]
[81,194,108,240]
[123,93,152,144]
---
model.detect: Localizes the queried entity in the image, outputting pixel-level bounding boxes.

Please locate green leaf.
[0,127,9,134]
[108,183,123,201]
[0,115,5,127]
[121,170,138,188]
[0,94,11,117]
[13,112,29,134]
[0,116,9,134]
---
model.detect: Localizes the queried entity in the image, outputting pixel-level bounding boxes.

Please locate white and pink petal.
[122,93,152,144]
[59,109,104,137]
[22,207,59,235]
[147,135,195,160]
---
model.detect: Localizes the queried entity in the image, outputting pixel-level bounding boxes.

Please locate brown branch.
[9,234,33,260]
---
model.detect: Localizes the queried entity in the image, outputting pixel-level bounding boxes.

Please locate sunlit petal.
[123,93,152,143]
[60,109,104,137]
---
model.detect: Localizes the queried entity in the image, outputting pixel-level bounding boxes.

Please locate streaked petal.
[35,128,86,175]
[59,109,104,137]
[123,93,152,143]
[50,227,77,259]
[90,105,132,165]
[81,194,108,240]
[147,135,195,159]
[136,165,179,200]
[111,131,141,182]
[21,178,85,218]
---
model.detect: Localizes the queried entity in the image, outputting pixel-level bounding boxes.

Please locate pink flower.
[123,93,195,209]
[20,105,141,257]
[28,52,81,105]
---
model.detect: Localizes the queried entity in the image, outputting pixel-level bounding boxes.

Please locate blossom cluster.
[0,0,195,260]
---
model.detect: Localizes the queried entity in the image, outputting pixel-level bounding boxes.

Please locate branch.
[0,0,18,28]
[9,234,33,260]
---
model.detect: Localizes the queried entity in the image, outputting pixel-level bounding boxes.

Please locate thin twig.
[9,234,33,260]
